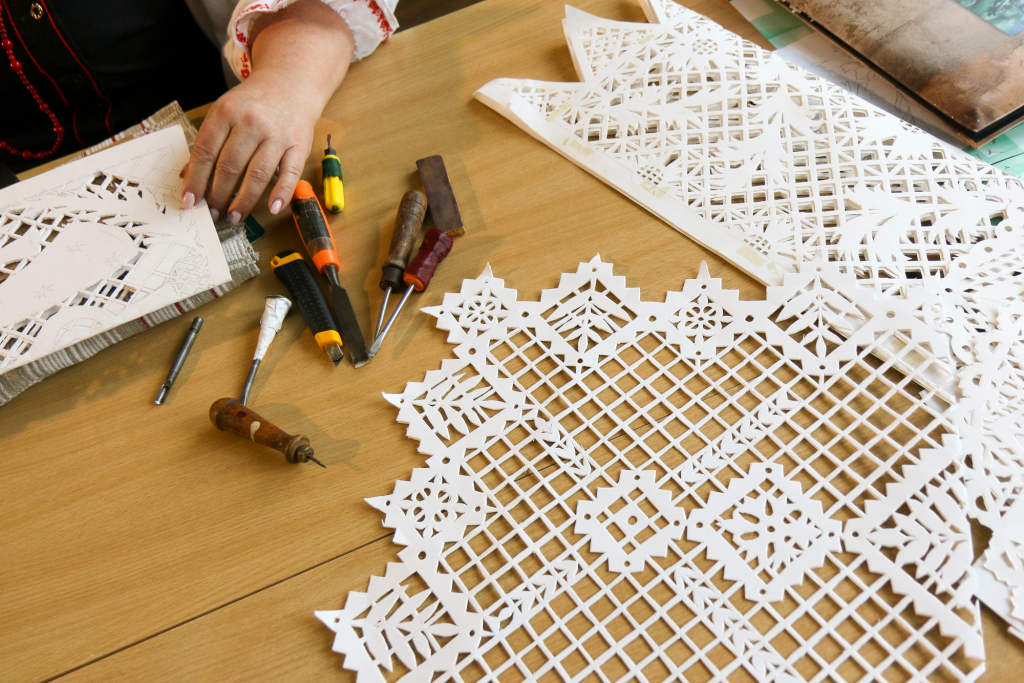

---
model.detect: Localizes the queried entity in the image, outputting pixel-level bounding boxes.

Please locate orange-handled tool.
[292,180,341,273]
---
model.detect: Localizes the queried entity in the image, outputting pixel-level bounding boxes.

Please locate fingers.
[205,130,261,223]
[267,146,307,215]
[181,88,315,224]
[266,146,305,215]
[227,142,282,224]
[182,112,231,215]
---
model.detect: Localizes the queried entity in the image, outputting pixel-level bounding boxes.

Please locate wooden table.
[1,1,1021,681]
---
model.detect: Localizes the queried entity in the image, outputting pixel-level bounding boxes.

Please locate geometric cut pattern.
[0,126,230,373]
[318,258,983,682]
[474,0,1024,641]
[477,1,1024,297]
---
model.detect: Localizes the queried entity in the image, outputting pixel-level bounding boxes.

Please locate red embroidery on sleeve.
[361,0,394,39]
[233,0,395,67]
[233,1,275,49]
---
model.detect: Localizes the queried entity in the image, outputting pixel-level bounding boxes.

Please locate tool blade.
[368,335,382,358]
[329,286,370,368]
[417,156,463,235]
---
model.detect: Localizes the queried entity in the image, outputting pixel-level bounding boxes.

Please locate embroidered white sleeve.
[223,0,399,81]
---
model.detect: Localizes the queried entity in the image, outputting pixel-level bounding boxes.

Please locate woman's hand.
[181,0,354,224]
[182,71,321,223]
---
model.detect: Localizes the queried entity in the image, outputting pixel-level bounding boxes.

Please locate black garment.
[0,0,226,173]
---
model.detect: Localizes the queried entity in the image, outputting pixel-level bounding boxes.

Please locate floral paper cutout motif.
[368,468,489,545]
[318,258,983,682]
[424,264,517,344]
[533,416,596,479]
[688,463,841,602]
[316,542,484,682]
[0,126,230,373]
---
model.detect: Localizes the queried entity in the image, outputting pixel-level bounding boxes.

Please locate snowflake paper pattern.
[318,258,983,682]
[368,468,490,545]
[575,469,686,573]
[688,463,841,602]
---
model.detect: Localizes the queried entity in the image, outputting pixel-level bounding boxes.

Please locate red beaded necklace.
[0,0,64,160]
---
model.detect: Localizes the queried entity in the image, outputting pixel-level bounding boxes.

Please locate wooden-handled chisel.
[369,156,464,357]
[290,180,370,368]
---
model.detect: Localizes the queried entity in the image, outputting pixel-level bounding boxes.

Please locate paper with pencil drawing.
[0,126,230,375]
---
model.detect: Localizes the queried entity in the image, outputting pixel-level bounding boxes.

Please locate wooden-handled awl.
[209,398,325,467]
[369,156,463,357]
[375,189,428,338]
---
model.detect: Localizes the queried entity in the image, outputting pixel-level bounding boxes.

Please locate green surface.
[954,0,1024,35]
[743,0,815,47]
[731,0,1024,174]
[244,215,266,244]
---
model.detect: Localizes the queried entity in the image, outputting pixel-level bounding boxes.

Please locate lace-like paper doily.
[318,259,982,682]
[474,0,1024,640]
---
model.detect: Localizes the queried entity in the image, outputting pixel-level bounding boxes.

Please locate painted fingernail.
[228,211,241,226]
[183,191,195,210]
[209,208,220,222]
[270,199,283,214]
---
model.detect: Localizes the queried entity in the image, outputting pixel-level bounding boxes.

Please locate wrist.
[249,1,354,86]
[243,68,334,118]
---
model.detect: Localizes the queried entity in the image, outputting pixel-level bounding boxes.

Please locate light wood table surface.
[1,1,1021,681]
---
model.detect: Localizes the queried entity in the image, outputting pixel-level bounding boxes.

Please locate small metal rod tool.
[155,317,203,405]
[241,295,292,405]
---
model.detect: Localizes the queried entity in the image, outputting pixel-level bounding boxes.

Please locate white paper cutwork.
[474,0,1024,639]
[575,469,686,574]
[318,258,983,682]
[474,1,1024,295]
[688,462,841,602]
[0,126,230,374]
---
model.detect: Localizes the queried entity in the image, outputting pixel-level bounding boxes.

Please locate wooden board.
[1,1,1022,681]
[779,0,1024,145]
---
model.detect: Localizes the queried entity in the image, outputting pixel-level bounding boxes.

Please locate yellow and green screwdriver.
[322,134,344,213]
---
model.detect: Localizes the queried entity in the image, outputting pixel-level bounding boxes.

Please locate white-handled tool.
[240,295,292,405]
